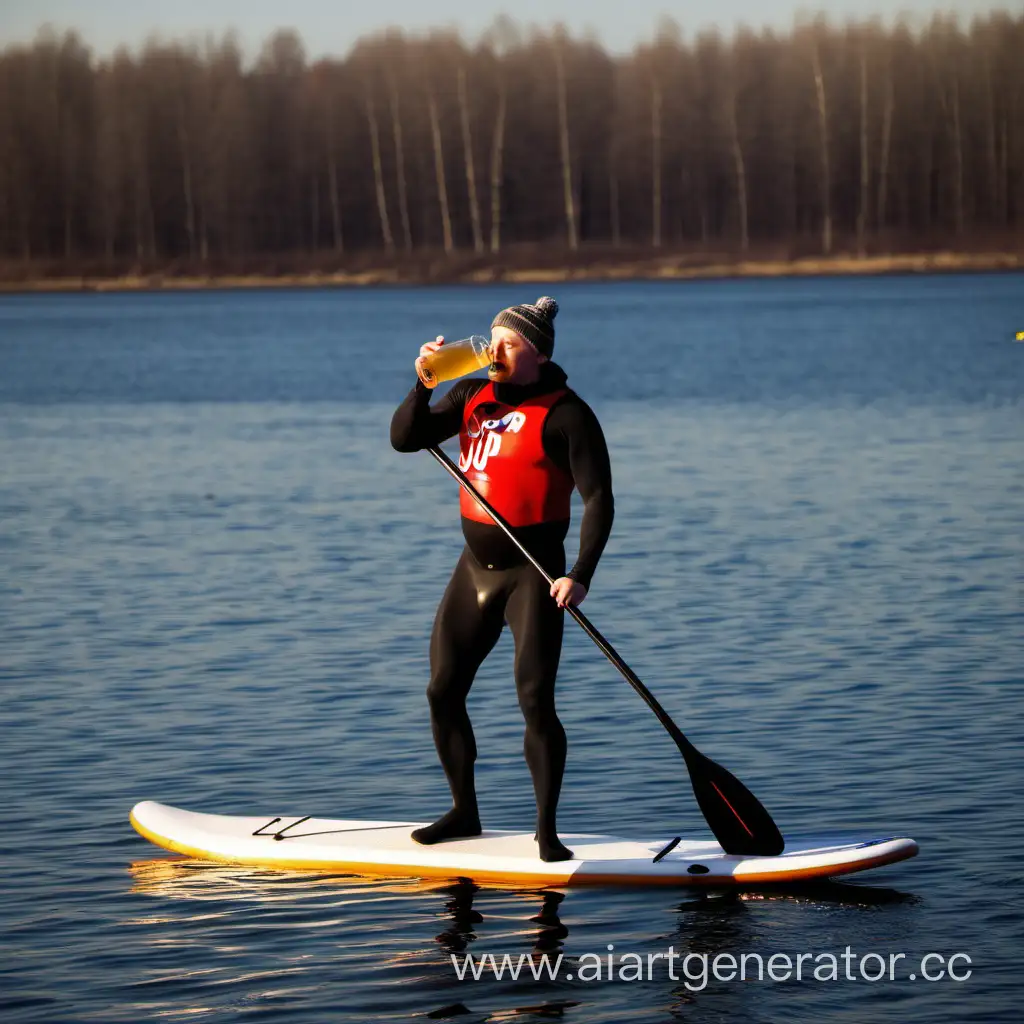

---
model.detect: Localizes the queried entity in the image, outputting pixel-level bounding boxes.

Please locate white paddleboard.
[130,801,918,887]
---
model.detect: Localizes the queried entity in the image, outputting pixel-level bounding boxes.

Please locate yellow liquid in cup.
[418,337,491,388]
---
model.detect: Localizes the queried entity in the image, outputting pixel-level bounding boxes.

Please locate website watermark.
[451,945,972,988]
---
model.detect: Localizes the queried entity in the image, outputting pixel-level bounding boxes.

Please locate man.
[390,296,614,862]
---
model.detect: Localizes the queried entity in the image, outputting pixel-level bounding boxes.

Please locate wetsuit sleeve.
[543,396,614,591]
[390,379,482,451]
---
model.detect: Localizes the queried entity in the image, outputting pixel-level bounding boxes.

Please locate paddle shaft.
[428,445,699,761]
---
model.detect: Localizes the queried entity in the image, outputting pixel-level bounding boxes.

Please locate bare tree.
[480,16,520,253]
[929,17,966,234]
[326,77,345,253]
[650,78,662,247]
[309,60,344,253]
[808,29,833,254]
[167,45,201,260]
[489,79,507,253]
[457,66,484,253]
[387,68,413,252]
[93,55,126,258]
[4,15,1022,272]
[857,38,870,254]
[426,82,454,253]
[553,35,578,250]
[0,46,37,259]
[364,81,394,252]
[724,39,750,252]
[876,39,894,231]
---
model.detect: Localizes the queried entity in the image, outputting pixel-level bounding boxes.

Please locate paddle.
[427,444,785,857]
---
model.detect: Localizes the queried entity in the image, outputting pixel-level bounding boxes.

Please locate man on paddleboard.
[391,297,614,862]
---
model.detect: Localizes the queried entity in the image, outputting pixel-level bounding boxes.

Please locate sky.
[0,0,1002,59]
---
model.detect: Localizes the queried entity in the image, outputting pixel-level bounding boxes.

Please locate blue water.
[1,275,1022,1022]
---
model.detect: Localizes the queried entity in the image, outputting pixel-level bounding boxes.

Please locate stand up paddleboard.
[130,802,918,887]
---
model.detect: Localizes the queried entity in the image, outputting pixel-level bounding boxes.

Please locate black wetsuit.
[390,362,614,861]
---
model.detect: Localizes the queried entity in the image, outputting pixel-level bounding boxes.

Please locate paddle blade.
[688,751,785,856]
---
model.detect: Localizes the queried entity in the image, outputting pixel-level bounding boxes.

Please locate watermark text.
[451,945,973,989]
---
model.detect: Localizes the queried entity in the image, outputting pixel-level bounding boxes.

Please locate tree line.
[1,13,1021,275]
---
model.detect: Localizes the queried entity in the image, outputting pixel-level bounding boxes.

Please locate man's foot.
[411,808,482,845]
[537,832,574,862]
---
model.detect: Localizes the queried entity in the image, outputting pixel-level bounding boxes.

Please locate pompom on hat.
[491,296,559,358]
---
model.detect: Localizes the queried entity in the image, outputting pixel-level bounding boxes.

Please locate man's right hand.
[415,335,445,382]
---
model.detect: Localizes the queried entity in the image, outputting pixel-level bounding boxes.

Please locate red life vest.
[458,383,574,527]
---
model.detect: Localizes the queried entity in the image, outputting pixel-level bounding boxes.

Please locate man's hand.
[550,577,587,609]
[415,335,444,381]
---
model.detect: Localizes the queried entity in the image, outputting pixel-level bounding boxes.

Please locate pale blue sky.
[0,0,999,58]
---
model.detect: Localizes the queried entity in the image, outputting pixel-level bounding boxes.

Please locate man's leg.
[505,555,573,862]
[413,549,506,845]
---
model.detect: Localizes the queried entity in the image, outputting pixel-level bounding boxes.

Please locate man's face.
[488,326,547,385]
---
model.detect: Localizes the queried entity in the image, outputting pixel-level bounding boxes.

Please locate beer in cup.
[416,335,491,389]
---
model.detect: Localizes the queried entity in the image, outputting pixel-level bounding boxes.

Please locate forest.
[0,13,1021,284]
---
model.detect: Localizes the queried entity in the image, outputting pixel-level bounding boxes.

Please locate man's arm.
[545,396,614,591]
[390,379,481,452]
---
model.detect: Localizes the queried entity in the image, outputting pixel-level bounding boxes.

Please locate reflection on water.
[130,856,917,911]
[723,881,920,908]
[126,855,926,1022]
[128,857,459,902]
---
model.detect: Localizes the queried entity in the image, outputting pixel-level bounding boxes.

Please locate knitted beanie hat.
[491,296,559,358]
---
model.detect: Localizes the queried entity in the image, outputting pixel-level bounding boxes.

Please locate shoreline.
[0,250,1019,294]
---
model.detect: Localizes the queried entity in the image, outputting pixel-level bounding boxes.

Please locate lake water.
[1,275,1022,1023]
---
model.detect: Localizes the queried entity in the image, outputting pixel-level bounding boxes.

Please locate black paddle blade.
[687,749,785,856]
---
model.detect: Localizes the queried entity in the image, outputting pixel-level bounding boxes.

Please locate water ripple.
[2,278,1021,1023]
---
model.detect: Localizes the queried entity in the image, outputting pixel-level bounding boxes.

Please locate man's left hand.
[550,577,587,609]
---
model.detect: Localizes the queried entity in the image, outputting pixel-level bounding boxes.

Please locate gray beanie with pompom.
[491,296,559,358]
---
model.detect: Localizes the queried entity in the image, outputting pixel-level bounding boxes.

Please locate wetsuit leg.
[504,547,573,862]
[413,548,507,845]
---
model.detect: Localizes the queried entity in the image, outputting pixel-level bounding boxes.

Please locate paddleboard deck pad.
[130,802,917,887]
